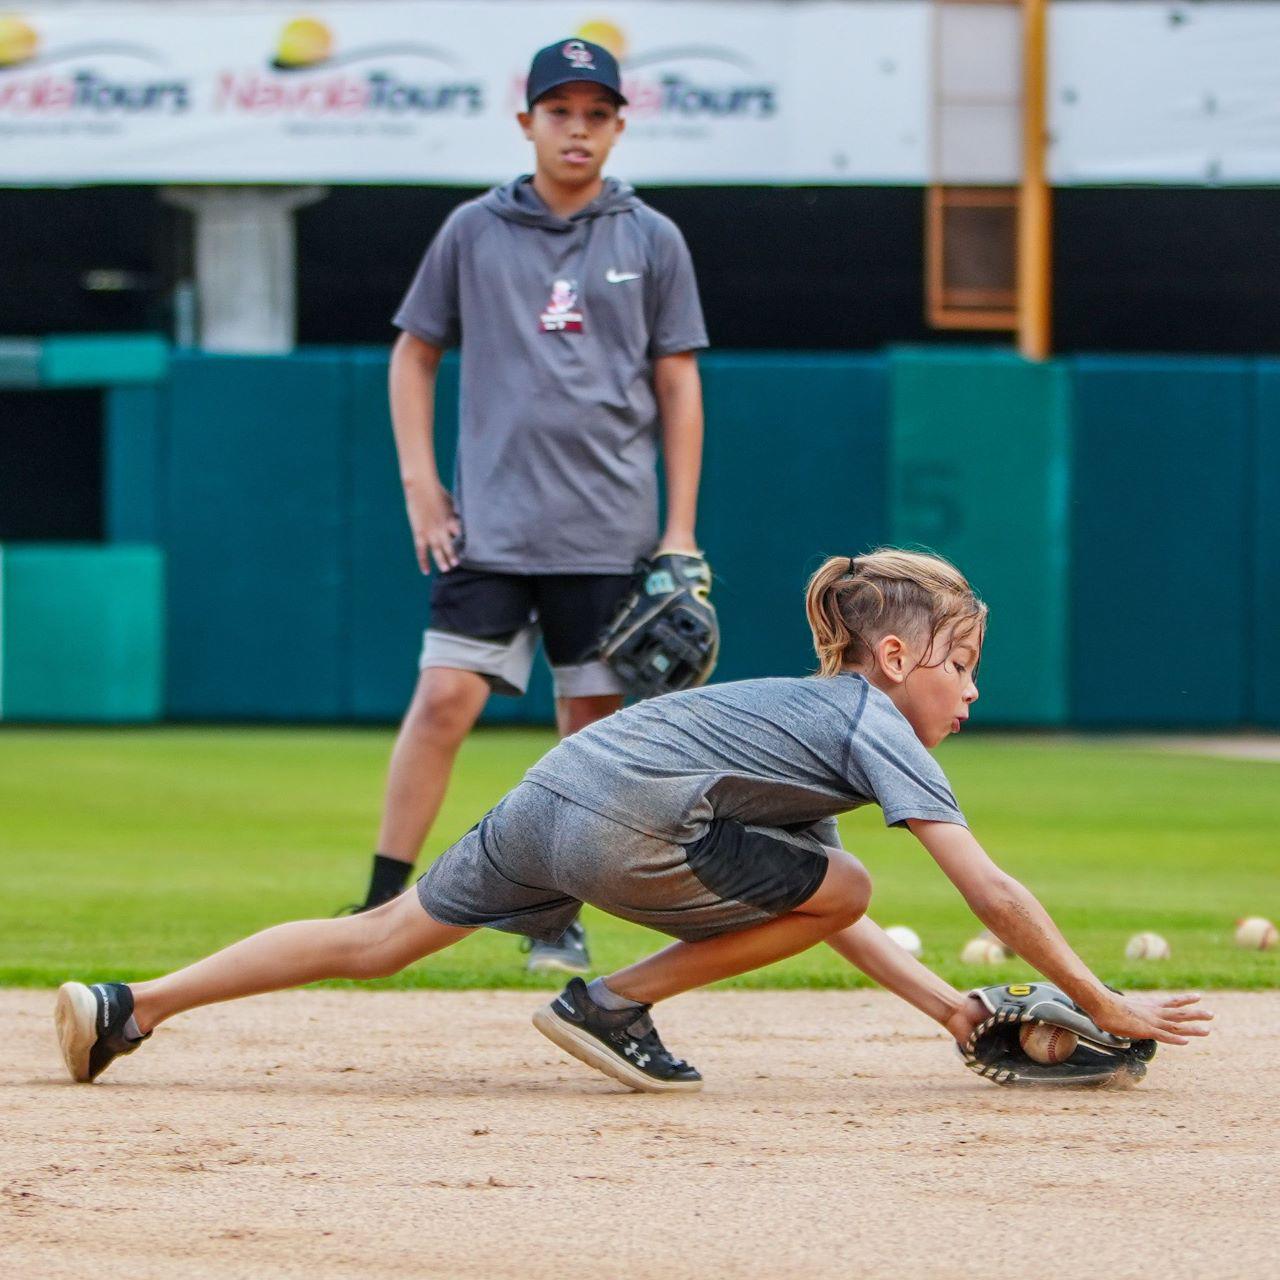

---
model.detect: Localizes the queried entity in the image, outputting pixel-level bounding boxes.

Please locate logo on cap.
[561,39,596,69]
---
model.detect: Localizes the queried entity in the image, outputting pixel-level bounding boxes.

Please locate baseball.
[1125,931,1171,960]
[1019,1022,1079,1065]
[1234,916,1277,950]
[885,925,923,958]
[960,937,1007,964]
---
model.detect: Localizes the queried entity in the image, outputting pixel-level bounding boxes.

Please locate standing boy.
[345,38,709,975]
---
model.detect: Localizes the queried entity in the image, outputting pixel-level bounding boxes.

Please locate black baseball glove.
[596,552,720,700]
[960,982,1158,1087]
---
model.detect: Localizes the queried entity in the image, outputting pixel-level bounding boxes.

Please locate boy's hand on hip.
[405,482,461,574]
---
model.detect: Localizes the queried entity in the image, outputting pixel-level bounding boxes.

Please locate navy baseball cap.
[526,38,627,109]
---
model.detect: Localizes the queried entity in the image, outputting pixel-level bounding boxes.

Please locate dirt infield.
[4,989,1276,1279]
[1147,734,1280,762]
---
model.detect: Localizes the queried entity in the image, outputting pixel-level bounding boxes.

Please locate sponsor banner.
[1050,1,1280,184]
[0,1,931,184]
[6,1,1278,186]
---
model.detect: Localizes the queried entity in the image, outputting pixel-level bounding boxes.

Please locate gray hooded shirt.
[394,176,709,574]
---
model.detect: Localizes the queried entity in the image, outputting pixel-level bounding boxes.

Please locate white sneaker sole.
[55,982,99,1083]
[532,1004,703,1094]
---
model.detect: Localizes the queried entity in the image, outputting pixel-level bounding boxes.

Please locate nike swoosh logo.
[605,269,641,284]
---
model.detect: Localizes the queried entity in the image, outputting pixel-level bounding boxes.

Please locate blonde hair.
[805,548,987,678]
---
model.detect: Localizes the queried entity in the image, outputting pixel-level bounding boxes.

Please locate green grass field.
[1,726,1276,990]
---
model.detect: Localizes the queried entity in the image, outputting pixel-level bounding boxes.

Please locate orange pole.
[1018,0,1052,359]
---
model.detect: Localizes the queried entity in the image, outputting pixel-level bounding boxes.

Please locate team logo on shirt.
[539,278,584,334]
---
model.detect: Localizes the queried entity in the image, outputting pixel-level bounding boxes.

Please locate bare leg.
[603,848,873,1005]
[376,666,490,862]
[555,693,622,739]
[129,891,472,1033]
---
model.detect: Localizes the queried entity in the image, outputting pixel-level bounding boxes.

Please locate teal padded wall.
[0,544,164,721]
[40,334,168,387]
[0,339,42,388]
[889,349,1071,724]
[699,354,889,682]
[104,350,559,722]
[345,349,432,720]
[101,347,1275,728]
[1069,358,1253,726]
[104,386,166,542]
[1253,363,1280,727]
[102,349,888,722]
[162,352,350,719]
[1,335,168,390]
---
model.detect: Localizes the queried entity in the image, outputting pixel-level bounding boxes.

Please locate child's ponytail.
[804,549,986,677]
[805,556,861,677]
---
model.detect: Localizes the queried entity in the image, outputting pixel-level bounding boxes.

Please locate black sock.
[365,853,413,909]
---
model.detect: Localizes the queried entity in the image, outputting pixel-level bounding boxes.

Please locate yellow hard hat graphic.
[274,16,332,68]
[575,20,626,62]
[0,14,38,66]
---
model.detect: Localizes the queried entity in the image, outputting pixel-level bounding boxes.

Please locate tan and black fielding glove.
[961,982,1158,1087]
[596,552,720,700]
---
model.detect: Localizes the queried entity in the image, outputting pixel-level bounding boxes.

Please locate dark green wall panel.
[104,386,166,543]
[1069,357,1253,726]
[345,349,432,720]
[163,353,349,719]
[1253,364,1280,727]
[889,349,1071,724]
[97,346,1273,729]
[1,544,164,721]
[699,354,889,682]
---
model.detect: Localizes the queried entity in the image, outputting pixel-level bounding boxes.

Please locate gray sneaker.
[523,920,591,975]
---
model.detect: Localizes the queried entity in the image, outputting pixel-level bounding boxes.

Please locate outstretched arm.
[825,916,983,1043]
[907,819,1211,1045]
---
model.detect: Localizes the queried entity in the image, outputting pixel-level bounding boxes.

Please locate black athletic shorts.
[421,568,634,698]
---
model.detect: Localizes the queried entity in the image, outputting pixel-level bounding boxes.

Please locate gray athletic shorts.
[417,781,831,944]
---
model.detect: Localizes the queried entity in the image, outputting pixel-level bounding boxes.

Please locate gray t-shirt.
[525,672,966,844]
[394,176,709,574]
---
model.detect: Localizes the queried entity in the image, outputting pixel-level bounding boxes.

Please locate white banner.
[1048,2,1280,184]
[0,1,931,184]
[5,1,1280,186]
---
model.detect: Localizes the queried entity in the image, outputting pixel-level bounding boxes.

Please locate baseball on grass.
[1125,931,1171,960]
[884,925,923,958]
[1019,1022,1078,1064]
[1234,916,1277,950]
[960,937,1007,964]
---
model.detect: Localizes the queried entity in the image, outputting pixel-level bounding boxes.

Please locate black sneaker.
[522,920,592,975]
[54,981,150,1083]
[532,977,703,1093]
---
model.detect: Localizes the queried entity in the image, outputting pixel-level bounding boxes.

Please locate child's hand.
[1090,991,1213,1045]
